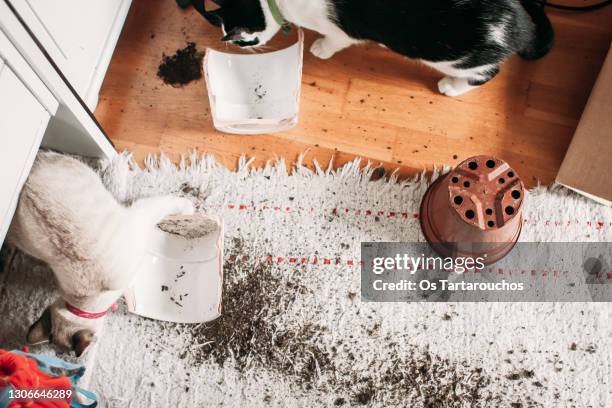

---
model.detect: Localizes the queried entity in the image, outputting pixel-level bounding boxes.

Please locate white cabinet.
[0,59,52,242]
[7,0,131,109]
[0,24,58,244]
[0,0,127,244]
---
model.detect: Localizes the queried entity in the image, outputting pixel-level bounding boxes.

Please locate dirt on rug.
[180,240,511,407]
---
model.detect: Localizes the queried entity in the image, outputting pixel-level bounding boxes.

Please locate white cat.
[7,151,194,356]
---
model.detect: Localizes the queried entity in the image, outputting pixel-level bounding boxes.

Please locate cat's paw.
[310,38,336,60]
[437,76,475,97]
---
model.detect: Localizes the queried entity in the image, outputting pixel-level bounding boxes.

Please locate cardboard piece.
[556,44,612,207]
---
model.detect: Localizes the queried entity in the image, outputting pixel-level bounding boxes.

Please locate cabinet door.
[8,0,126,101]
[0,60,50,243]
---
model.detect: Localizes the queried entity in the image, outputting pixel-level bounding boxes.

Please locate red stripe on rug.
[224,204,610,228]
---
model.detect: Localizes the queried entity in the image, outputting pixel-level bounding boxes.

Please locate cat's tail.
[518,0,555,60]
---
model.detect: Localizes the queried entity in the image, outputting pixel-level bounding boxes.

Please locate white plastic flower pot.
[124,214,223,323]
[204,29,304,134]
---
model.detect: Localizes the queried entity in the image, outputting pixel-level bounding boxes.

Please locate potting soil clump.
[157,42,204,87]
[157,215,218,239]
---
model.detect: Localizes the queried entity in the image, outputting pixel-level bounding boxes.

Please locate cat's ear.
[206,9,223,27]
[210,0,225,6]
[191,0,223,27]
[27,307,52,345]
[71,329,94,358]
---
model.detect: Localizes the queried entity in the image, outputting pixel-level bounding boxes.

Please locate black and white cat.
[197,0,554,96]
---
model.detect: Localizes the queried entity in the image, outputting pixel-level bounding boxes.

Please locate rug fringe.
[99,149,596,209]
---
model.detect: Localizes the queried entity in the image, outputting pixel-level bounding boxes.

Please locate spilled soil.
[157,42,204,87]
[190,261,327,378]
[180,239,521,406]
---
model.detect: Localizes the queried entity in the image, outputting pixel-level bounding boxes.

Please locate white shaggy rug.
[1,153,611,407]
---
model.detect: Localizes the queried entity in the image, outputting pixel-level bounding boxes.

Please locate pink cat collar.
[65,302,117,319]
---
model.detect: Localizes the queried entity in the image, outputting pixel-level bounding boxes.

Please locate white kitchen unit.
[0,0,132,243]
[0,28,57,242]
[8,0,131,109]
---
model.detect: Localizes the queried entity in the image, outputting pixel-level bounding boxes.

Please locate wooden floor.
[94,0,612,187]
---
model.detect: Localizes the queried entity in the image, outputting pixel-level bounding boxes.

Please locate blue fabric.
[12,350,86,384]
[0,350,97,408]
[0,386,12,408]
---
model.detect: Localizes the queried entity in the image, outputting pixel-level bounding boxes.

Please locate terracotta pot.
[420,155,524,265]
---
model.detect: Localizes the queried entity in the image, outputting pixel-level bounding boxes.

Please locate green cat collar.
[267,0,291,33]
